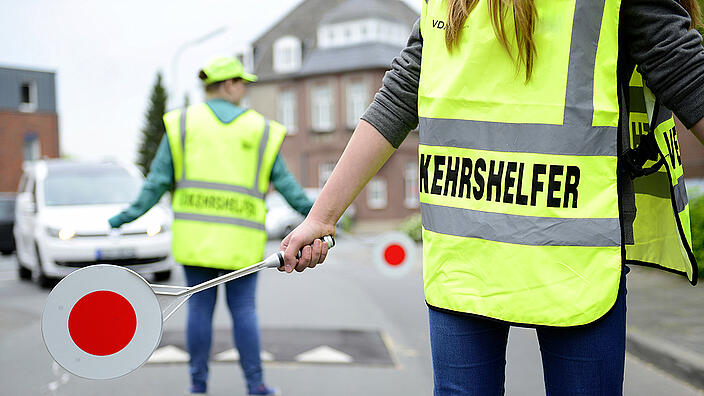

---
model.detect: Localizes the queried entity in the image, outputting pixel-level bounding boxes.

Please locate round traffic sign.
[373,232,417,278]
[42,265,163,379]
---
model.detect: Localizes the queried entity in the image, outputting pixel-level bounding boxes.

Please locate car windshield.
[44,165,142,206]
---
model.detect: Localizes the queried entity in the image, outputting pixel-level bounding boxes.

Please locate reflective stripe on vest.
[626,70,698,283]
[418,0,623,326]
[164,104,285,270]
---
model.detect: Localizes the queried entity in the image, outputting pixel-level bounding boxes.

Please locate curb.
[626,327,704,389]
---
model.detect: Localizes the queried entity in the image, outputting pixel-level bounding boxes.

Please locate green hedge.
[399,213,422,243]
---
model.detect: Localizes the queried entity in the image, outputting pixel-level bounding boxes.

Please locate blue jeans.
[429,274,627,396]
[183,265,264,393]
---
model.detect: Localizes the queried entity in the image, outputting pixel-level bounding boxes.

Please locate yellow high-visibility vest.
[164,103,286,270]
[625,70,697,281]
[419,0,695,327]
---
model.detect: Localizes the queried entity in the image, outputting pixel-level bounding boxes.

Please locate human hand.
[280,218,335,273]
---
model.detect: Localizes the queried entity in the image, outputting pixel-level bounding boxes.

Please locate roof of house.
[299,42,405,76]
[251,0,418,81]
[251,0,348,80]
[320,0,418,25]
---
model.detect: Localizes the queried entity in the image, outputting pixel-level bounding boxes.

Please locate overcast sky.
[1,0,420,165]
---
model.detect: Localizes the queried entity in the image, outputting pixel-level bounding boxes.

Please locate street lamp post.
[170,26,228,107]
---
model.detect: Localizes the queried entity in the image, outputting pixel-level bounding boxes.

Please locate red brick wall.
[675,118,704,179]
[0,111,60,192]
[262,70,421,222]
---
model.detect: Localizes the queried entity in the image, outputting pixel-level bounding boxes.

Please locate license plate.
[96,247,136,260]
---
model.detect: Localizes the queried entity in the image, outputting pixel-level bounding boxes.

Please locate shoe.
[247,384,281,395]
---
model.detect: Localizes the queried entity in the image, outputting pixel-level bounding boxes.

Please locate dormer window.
[318,19,409,49]
[273,36,302,74]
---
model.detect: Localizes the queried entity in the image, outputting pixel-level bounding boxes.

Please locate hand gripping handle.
[264,235,336,268]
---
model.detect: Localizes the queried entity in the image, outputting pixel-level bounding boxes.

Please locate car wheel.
[17,263,32,280]
[153,270,172,282]
[35,243,55,289]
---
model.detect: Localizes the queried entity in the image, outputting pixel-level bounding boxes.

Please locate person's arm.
[361,18,423,148]
[270,154,313,215]
[623,0,704,133]
[108,135,174,228]
[280,121,396,272]
[280,19,423,272]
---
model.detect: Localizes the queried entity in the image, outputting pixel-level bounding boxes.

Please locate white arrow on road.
[294,345,353,363]
[214,349,274,362]
[148,345,190,363]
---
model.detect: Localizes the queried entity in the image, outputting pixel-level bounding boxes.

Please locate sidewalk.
[626,265,704,389]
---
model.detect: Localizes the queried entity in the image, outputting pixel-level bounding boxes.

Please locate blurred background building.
[243,0,420,224]
[678,122,704,178]
[0,66,60,192]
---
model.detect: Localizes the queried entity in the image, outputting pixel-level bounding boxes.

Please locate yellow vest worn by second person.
[164,103,286,270]
[418,0,697,327]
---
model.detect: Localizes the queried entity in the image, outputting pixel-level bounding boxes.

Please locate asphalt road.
[0,238,702,396]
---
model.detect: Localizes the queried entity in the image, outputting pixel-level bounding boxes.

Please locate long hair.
[680,0,703,30]
[445,0,537,81]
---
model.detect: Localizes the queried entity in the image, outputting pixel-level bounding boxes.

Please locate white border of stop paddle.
[373,232,417,278]
[41,264,163,379]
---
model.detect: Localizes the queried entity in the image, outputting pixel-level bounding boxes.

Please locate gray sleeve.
[361,18,422,149]
[622,0,704,128]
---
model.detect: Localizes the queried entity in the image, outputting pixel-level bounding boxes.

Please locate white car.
[14,160,173,287]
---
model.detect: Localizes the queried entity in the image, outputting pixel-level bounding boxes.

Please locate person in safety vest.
[109,56,312,396]
[281,0,704,394]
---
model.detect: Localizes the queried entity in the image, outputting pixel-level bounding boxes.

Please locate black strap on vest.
[622,98,667,178]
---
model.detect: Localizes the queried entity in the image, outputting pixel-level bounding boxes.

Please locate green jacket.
[109,99,312,228]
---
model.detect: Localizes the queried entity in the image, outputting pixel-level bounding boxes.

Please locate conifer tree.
[136,72,168,175]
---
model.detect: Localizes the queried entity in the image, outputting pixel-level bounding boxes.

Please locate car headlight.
[146,224,162,237]
[47,227,76,240]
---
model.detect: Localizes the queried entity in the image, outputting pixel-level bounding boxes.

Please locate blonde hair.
[445,0,537,81]
[680,0,703,30]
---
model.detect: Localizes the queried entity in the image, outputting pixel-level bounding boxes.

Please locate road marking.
[214,348,239,361]
[148,345,189,363]
[212,349,274,362]
[153,328,395,365]
[295,345,353,363]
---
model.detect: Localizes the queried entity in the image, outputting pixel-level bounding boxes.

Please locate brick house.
[243,0,420,223]
[0,66,60,192]
[676,119,704,179]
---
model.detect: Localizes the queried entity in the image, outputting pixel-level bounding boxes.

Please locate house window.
[346,80,368,129]
[311,84,334,132]
[23,133,41,161]
[367,177,387,209]
[273,36,302,73]
[404,162,419,208]
[318,162,336,187]
[19,81,37,112]
[278,90,297,135]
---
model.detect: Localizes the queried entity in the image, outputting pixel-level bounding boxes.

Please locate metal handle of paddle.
[267,234,336,268]
[155,235,336,298]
